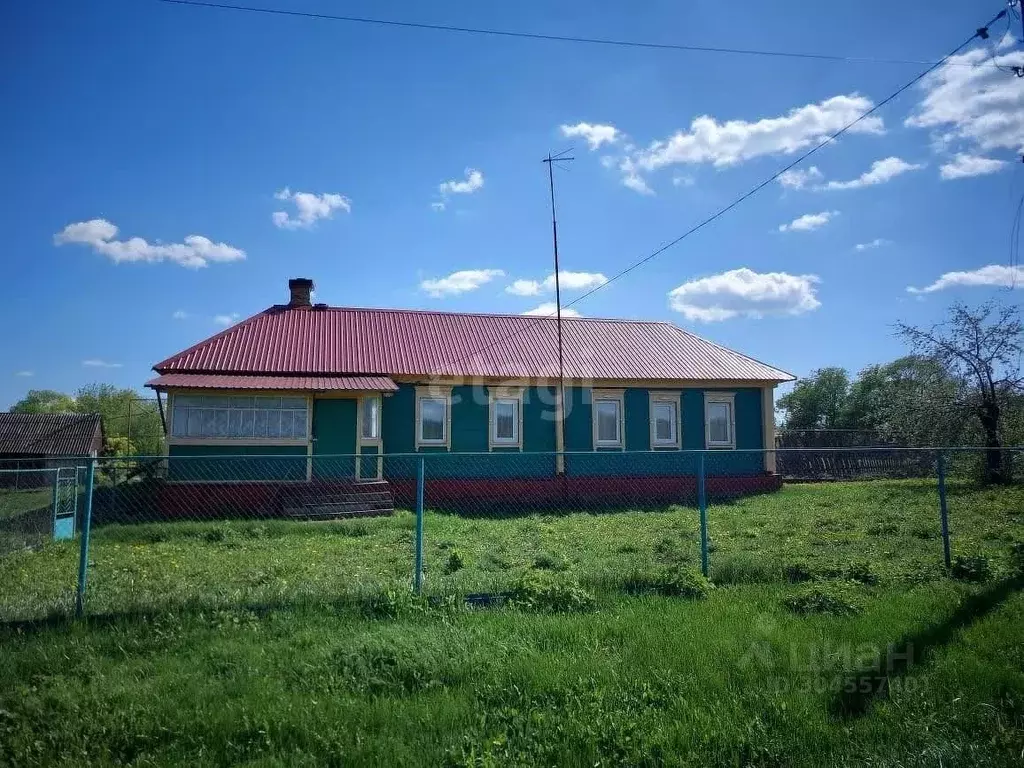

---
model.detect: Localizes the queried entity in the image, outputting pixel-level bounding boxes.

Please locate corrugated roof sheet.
[0,413,103,456]
[153,305,794,383]
[147,374,398,392]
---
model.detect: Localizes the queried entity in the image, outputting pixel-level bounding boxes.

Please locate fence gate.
[52,466,78,540]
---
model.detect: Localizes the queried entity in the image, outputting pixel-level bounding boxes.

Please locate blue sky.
[2,0,1022,408]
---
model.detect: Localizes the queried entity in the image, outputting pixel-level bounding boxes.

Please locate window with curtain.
[492,398,518,443]
[171,395,308,440]
[419,397,447,443]
[652,401,677,445]
[706,398,735,447]
[595,399,621,445]
[360,396,380,440]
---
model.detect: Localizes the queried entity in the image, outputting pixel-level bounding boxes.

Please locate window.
[488,387,523,449]
[360,396,380,441]
[415,387,451,448]
[170,395,307,441]
[650,393,680,448]
[705,393,736,449]
[592,389,624,448]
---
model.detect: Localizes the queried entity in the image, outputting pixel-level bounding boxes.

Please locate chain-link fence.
[0,448,1020,621]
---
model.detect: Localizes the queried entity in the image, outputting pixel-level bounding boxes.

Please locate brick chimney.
[288,278,314,307]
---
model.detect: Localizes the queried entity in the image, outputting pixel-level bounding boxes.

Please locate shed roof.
[153,305,794,383]
[0,413,103,457]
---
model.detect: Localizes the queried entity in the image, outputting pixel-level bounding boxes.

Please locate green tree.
[896,302,1023,483]
[9,389,77,414]
[777,367,851,429]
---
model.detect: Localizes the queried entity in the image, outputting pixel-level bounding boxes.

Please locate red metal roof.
[152,305,794,383]
[146,374,398,392]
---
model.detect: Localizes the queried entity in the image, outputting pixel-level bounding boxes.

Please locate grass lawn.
[0,480,1022,765]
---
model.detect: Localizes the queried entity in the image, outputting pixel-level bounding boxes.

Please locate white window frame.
[649,392,681,449]
[704,392,736,449]
[488,386,523,450]
[167,392,309,445]
[591,388,625,449]
[358,395,381,443]
[415,386,451,449]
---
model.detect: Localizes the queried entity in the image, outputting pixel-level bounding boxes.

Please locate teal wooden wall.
[167,383,767,480]
[167,444,307,482]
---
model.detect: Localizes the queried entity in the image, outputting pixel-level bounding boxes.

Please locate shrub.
[660,566,713,599]
[783,585,861,616]
[443,549,464,575]
[846,561,878,585]
[532,551,567,572]
[1010,542,1024,574]
[951,555,991,583]
[360,587,419,619]
[784,561,813,583]
[507,572,595,613]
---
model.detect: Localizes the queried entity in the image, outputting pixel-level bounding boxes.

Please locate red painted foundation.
[94,473,782,522]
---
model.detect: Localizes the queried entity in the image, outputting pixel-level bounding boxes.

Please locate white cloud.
[633,94,883,173]
[430,201,446,212]
[667,267,821,322]
[505,271,608,297]
[439,169,484,196]
[420,268,505,298]
[54,219,245,269]
[939,153,1008,180]
[213,313,241,326]
[172,310,189,320]
[506,279,543,297]
[82,359,122,368]
[823,156,923,190]
[997,30,1017,51]
[907,265,1023,294]
[621,166,654,195]
[854,238,889,251]
[778,210,838,232]
[777,166,823,190]
[272,188,351,230]
[522,302,582,318]
[906,45,1024,154]
[672,175,695,187]
[560,122,621,150]
[14,371,33,377]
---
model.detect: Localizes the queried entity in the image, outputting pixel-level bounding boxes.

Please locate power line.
[423,8,1007,378]
[155,0,992,68]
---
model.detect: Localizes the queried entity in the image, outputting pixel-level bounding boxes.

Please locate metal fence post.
[75,458,96,618]
[414,457,425,595]
[698,452,709,578]
[937,452,951,569]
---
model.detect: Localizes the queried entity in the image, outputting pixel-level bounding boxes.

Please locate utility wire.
[155,0,993,68]
[421,8,1008,377]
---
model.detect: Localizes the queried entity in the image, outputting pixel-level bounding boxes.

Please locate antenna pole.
[542,150,573,475]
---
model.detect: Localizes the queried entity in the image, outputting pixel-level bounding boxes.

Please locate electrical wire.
[155,0,994,68]
[411,9,1010,377]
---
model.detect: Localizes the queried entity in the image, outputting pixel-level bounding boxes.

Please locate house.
[146,278,794,515]
[0,412,103,487]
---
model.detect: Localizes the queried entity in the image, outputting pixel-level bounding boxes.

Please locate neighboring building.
[0,413,103,485]
[146,278,794,514]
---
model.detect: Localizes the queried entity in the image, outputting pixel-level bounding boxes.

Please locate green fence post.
[75,458,96,618]
[414,457,425,595]
[937,452,951,569]
[50,469,60,538]
[698,452,709,578]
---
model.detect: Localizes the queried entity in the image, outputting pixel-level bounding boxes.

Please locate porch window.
[170,395,308,440]
[705,393,736,449]
[360,396,380,441]
[592,389,624,448]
